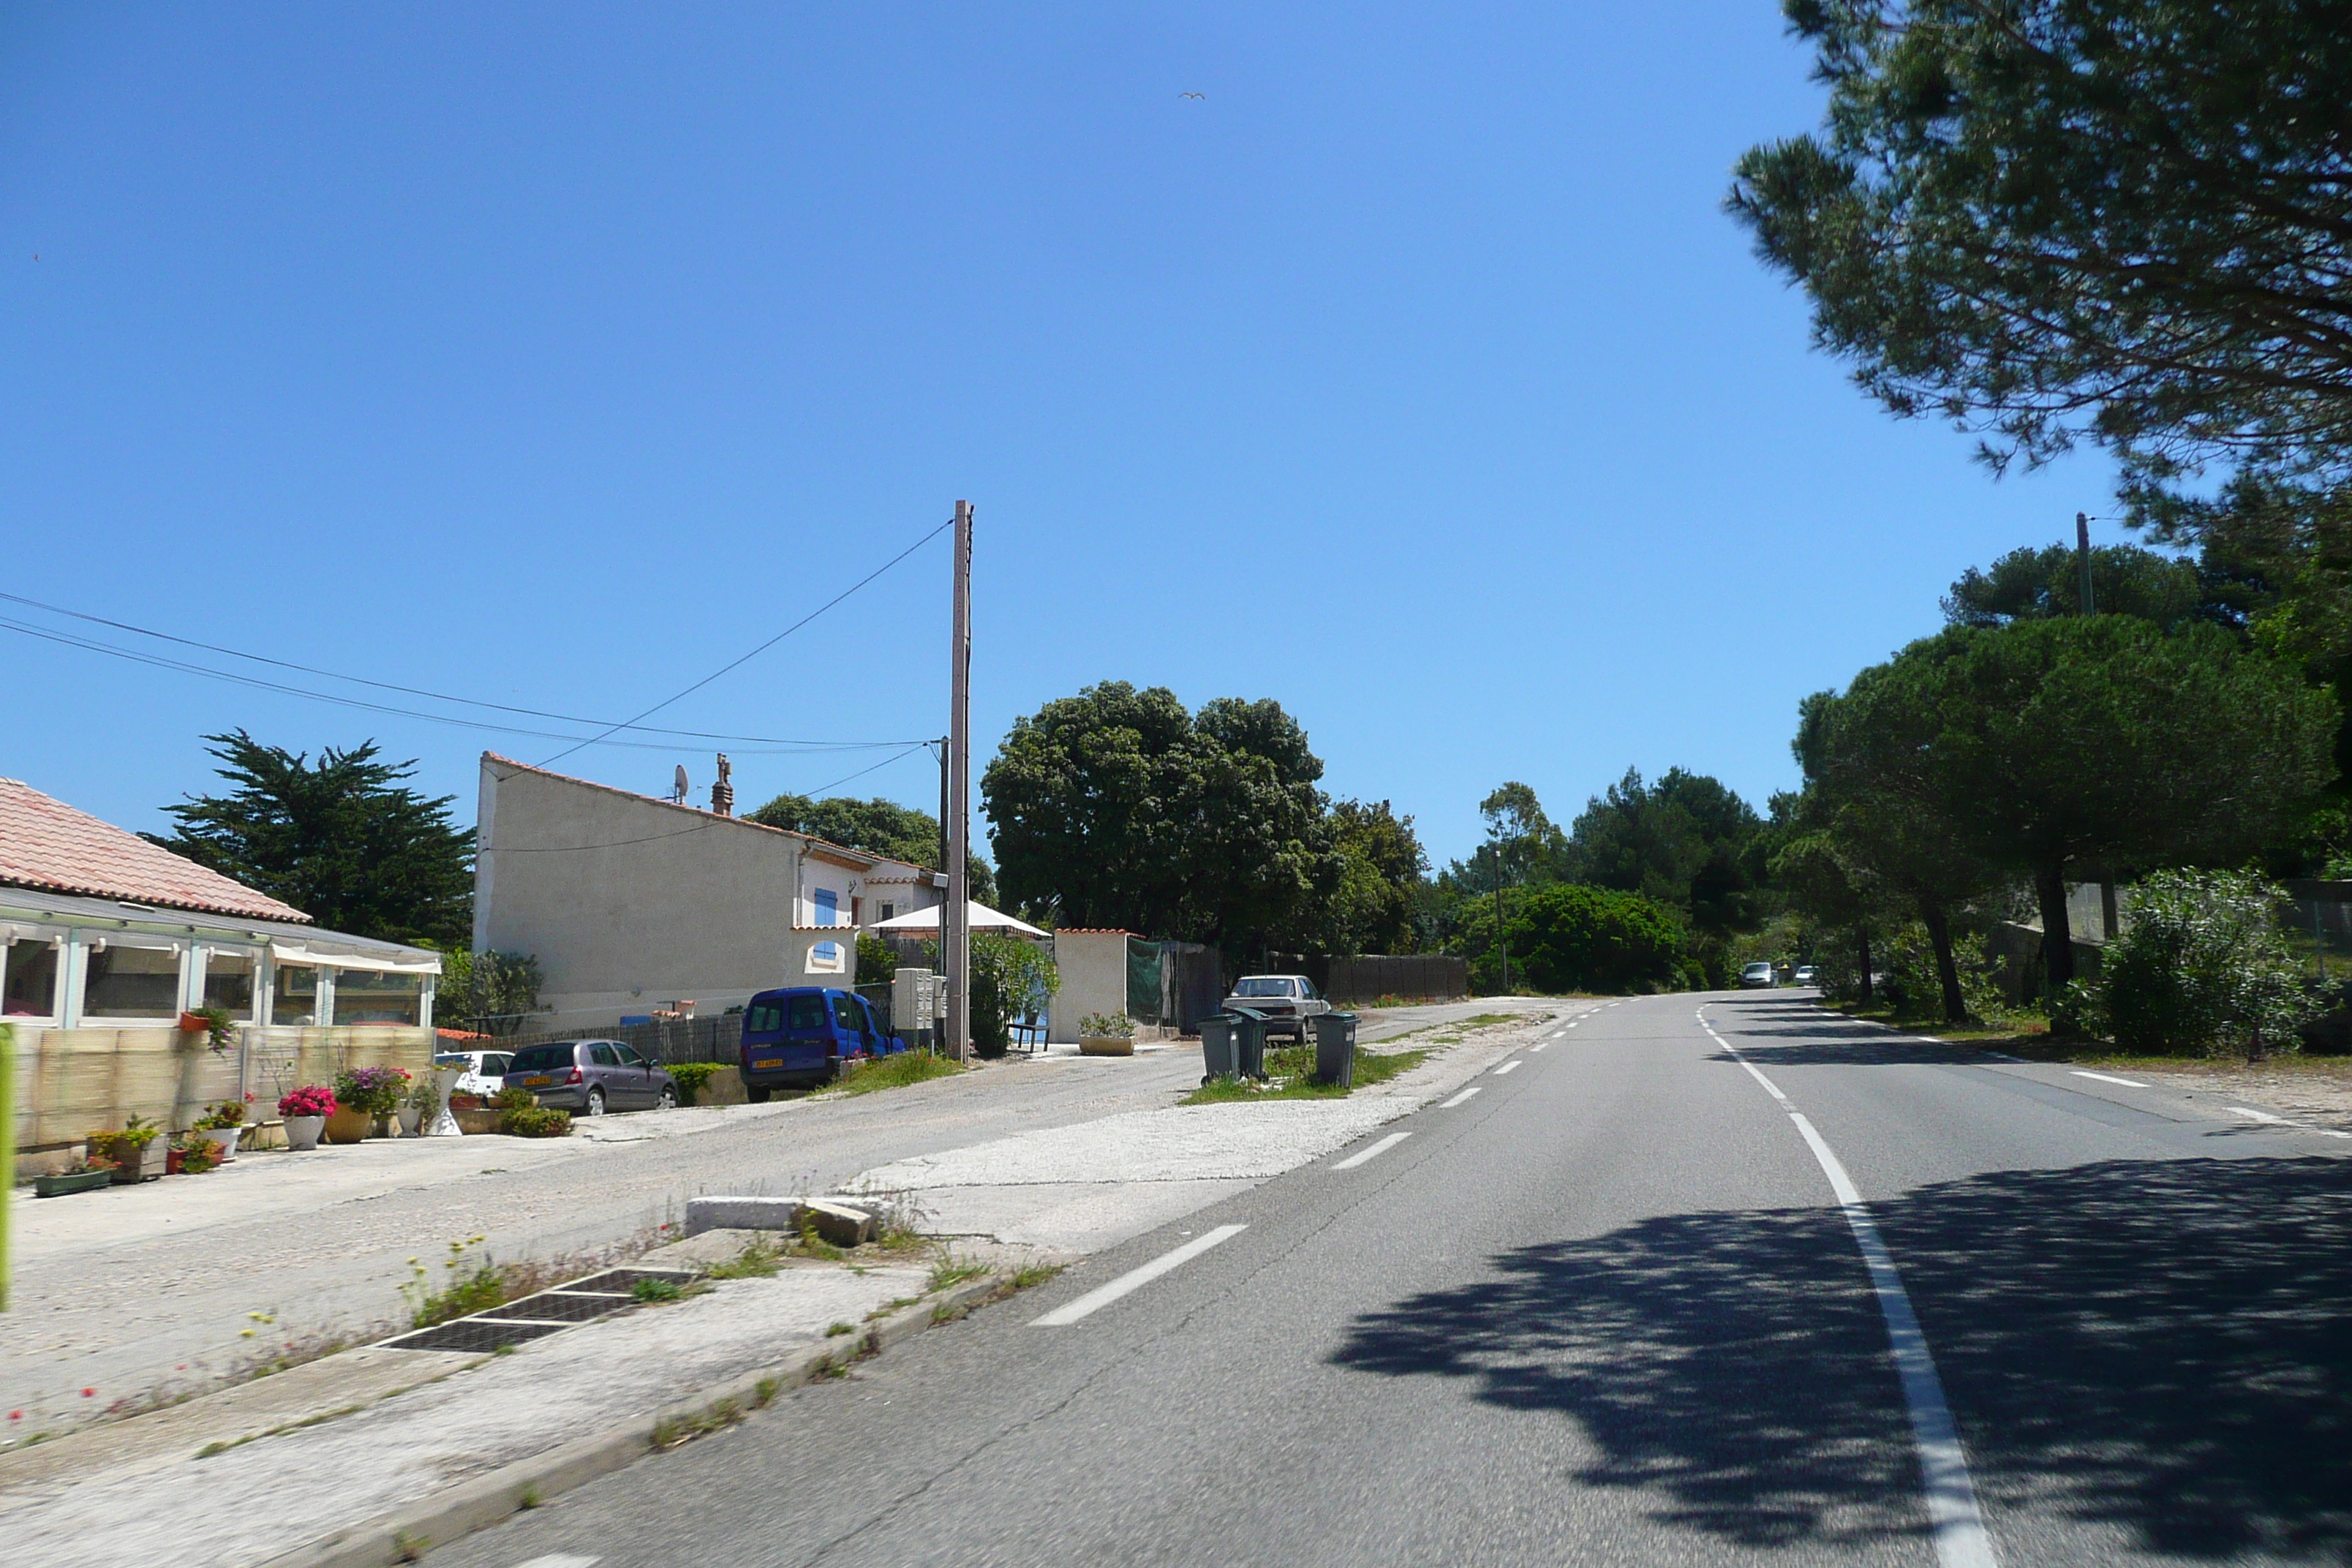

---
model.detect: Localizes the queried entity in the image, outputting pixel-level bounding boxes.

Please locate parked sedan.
[502,1039,678,1116]
[1793,965,1819,987]
[1739,962,1777,989]
[1220,975,1332,1041]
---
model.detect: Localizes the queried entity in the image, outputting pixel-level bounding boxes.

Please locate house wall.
[478,758,813,1022]
[1048,930,1133,1044]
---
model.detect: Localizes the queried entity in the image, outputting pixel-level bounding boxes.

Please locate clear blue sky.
[1,2,2115,872]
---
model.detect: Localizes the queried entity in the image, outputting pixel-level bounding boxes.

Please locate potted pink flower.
[278,1085,337,1151]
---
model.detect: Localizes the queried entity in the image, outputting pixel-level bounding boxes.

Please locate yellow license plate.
[524,1075,553,1086]
[751,1058,783,1070]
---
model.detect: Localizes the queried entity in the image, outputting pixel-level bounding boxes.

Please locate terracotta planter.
[177,1010,210,1034]
[1078,1035,1136,1057]
[284,1115,327,1151]
[36,1169,114,1197]
[323,1106,372,1144]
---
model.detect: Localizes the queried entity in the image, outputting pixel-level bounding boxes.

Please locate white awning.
[867,900,1049,939]
[270,941,442,976]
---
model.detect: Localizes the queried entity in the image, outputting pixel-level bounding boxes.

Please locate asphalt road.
[436,992,2352,1568]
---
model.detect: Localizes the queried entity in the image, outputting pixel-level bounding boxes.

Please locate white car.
[1793,965,1819,987]
[1738,962,1777,989]
[1221,975,1332,1040]
[434,1049,515,1099]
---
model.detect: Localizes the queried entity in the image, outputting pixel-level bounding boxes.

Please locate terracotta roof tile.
[0,778,311,923]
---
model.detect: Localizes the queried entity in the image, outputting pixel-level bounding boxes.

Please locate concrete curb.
[252,1272,1014,1568]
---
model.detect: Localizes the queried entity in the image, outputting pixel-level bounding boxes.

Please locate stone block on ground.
[682,1196,877,1247]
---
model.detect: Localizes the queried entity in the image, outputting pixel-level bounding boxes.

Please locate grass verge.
[829,1052,965,1097]
[1182,1046,1431,1104]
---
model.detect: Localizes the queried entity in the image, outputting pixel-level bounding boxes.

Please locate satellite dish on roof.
[672,764,689,804]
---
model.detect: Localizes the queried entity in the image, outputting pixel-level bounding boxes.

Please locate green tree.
[2092,869,2321,1058]
[1495,883,1688,995]
[968,930,1058,1059]
[1796,680,2009,1022]
[1324,800,1428,956]
[434,949,545,1036]
[1943,543,2210,630]
[1729,0,2352,486]
[981,683,1341,956]
[1822,620,2337,995]
[145,731,473,948]
[745,791,997,907]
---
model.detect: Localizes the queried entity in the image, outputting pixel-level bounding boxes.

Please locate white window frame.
[75,931,190,1027]
[195,943,263,1023]
[1,932,63,1026]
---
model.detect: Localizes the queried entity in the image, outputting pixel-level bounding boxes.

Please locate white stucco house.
[472,754,943,1028]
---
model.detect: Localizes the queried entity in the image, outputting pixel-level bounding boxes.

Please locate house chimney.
[710,753,734,817]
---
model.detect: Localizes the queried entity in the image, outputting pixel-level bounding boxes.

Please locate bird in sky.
[1179,91,1205,99]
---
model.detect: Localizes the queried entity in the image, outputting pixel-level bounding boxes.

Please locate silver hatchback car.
[1739,962,1777,989]
[502,1039,679,1116]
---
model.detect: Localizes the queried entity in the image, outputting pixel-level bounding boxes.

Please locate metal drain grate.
[380,1318,569,1354]
[479,1290,633,1324]
[565,1267,697,1294]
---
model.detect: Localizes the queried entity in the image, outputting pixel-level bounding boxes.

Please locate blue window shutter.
[815,889,838,927]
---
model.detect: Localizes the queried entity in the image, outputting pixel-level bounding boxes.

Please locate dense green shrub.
[668,1062,720,1105]
[502,1106,572,1138]
[970,930,1059,1058]
[1498,883,1687,995]
[1882,923,2006,1022]
[2094,869,2318,1058]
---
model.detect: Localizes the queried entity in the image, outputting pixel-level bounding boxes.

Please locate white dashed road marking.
[1331,1132,1411,1171]
[1030,1226,1248,1326]
[2070,1070,2150,1088]
[1492,1060,1521,1076]
[2226,1106,2285,1124]
[1439,1086,1482,1109]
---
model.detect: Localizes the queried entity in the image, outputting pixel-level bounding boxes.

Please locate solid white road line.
[2226,1106,2285,1124]
[1030,1225,1248,1327]
[1493,1060,1522,1076]
[1331,1131,1411,1171]
[1439,1086,1482,1109]
[510,1558,600,1568]
[2070,1070,2150,1088]
[1700,1009,1997,1568]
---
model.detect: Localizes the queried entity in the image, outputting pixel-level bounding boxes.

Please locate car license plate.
[524,1074,553,1086]
[752,1058,783,1070]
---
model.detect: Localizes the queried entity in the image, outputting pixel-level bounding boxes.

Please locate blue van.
[738,986,907,1098]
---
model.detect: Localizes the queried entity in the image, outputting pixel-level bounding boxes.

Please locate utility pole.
[2076,511,2096,615]
[945,501,973,1061]
[935,736,951,886]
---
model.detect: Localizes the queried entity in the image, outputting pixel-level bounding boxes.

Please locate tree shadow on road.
[1331,1157,2352,1560]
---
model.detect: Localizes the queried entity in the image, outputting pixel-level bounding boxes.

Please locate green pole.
[1,1022,15,1313]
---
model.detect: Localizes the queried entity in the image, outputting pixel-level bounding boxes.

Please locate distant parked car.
[434,1049,513,1101]
[502,1040,678,1116]
[1221,975,1332,1041]
[738,986,907,1101]
[1793,965,1819,987]
[1739,962,1777,989]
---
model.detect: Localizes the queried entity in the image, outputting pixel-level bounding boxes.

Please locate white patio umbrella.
[866,900,1049,939]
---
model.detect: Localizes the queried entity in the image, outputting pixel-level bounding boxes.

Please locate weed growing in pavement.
[1010,1262,1063,1290]
[791,1212,846,1261]
[703,1240,784,1279]
[826,1322,854,1337]
[652,1395,746,1450]
[631,1278,685,1304]
[518,1485,543,1509]
[393,1529,426,1562]
[927,1259,989,1294]
[404,1237,502,1329]
[827,1052,964,1097]
[866,1295,922,1320]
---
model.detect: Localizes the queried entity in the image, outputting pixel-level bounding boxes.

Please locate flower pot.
[323,1106,371,1144]
[99,1136,167,1183]
[196,1126,244,1163]
[177,1010,209,1034]
[453,1107,504,1135]
[1078,1035,1136,1057]
[284,1115,327,1151]
[396,1106,423,1137]
[35,1168,115,1197]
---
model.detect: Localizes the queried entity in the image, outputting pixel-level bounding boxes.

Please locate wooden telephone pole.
[945,501,973,1060]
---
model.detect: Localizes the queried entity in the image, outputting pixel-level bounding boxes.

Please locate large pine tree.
[144,731,474,948]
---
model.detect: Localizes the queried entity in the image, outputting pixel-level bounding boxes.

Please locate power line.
[801,741,936,799]
[539,518,955,765]
[0,617,919,755]
[0,589,914,750]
